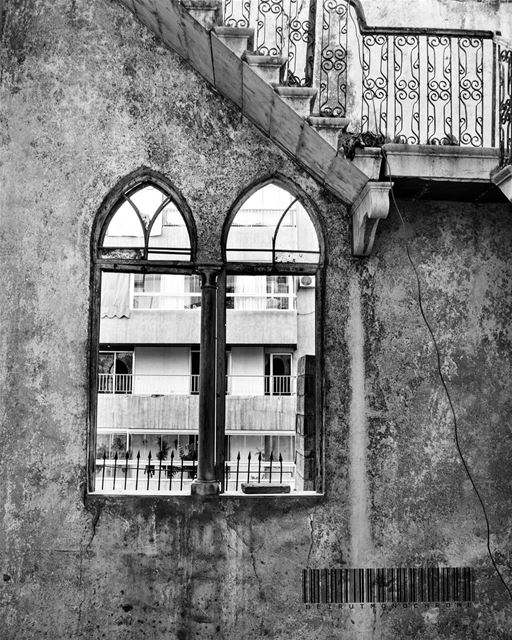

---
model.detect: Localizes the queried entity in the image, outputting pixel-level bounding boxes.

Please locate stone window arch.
[219,178,324,493]
[89,170,201,494]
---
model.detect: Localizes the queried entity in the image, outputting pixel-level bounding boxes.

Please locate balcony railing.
[223,0,314,85]
[94,449,296,493]
[226,374,296,395]
[359,29,495,147]
[98,373,199,395]
[98,373,296,396]
[498,37,512,166]
[220,0,512,164]
[98,373,133,394]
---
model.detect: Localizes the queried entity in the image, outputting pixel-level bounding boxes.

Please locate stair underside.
[118,0,368,206]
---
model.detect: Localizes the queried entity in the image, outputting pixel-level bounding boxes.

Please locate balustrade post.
[191,268,221,496]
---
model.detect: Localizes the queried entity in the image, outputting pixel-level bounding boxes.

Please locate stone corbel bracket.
[351,181,393,256]
[491,165,512,202]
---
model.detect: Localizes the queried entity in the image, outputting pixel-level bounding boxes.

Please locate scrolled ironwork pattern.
[255,0,312,85]
[257,0,286,55]
[287,7,314,86]
[319,0,348,116]
[223,0,251,28]
[393,35,420,144]
[361,34,389,137]
[499,46,512,166]
[458,37,483,146]
[426,35,453,144]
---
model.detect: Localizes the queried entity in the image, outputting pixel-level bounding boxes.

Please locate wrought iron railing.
[218,0,512,162]
[224,451,295,491]
[95,450,197,492]
[98,373,295,395]
[223,0,314,85]
[316,1,512,160]
[358,28,495,147]
[94,449,296,493]
[497,37,512,166]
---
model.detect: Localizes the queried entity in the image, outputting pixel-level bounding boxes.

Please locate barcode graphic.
[303,568,473,603]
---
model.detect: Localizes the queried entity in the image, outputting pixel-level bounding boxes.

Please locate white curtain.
[101,273,131,318]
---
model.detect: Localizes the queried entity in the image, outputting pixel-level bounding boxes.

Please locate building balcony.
[98,373,295,396]
[97,374,297,431]
[100,308,298,344]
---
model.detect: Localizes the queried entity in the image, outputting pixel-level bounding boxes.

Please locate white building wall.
[296,284,315,362]
[229,346,264,395]
[133,346,190,394]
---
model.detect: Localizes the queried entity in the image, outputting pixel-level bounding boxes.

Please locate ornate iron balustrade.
[315,0,512,160]
[218,0,512,162]
[358,27,493,147]
[222,0,315,85]
[497,37,512,166]
[319,0,348,116]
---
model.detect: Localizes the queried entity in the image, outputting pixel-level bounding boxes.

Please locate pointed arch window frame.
[96,175,197,263]
[217,177,326,494]
[88,170,198,493]
[224,179,324,267]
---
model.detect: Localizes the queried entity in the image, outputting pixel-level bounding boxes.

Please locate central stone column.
[191,268,220,496]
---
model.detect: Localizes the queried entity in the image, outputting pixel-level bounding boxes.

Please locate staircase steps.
[307,116,350,152]
[273,86,317,118]
[181,0,221,29]
[119,0,369,204]
[242,53,287,84]
[213,26,254,57]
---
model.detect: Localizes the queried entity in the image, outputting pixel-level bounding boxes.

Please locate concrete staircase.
[118,0,391,255]
[213,15,348,151]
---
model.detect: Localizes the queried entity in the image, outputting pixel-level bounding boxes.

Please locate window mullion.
[191,267,221,496]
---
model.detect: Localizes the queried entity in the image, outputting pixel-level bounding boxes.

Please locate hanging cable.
[381,148,512,602]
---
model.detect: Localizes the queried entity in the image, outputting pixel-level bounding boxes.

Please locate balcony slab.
[352,147,382,180]
[382,143,501,182]
[98,394,296,431]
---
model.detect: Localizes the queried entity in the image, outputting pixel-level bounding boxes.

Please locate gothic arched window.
[221,180,324,494]
[90,174,200,494]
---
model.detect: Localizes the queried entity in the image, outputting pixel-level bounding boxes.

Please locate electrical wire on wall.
[381,149,512,603]
[345,0,512,601]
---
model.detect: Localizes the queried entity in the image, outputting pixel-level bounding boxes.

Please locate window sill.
[86,491,324,509]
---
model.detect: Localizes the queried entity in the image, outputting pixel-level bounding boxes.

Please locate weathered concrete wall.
[361,0,512,38]
[364,201,512,638]
[1,0,512,638]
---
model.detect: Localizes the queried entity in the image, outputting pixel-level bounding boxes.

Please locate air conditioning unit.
[299,275,315,288]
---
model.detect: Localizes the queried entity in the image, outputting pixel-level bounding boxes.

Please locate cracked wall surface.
[1,0,512,638]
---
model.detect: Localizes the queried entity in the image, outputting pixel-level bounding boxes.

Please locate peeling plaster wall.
[1,0,512,639]
[359,0,512,38]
